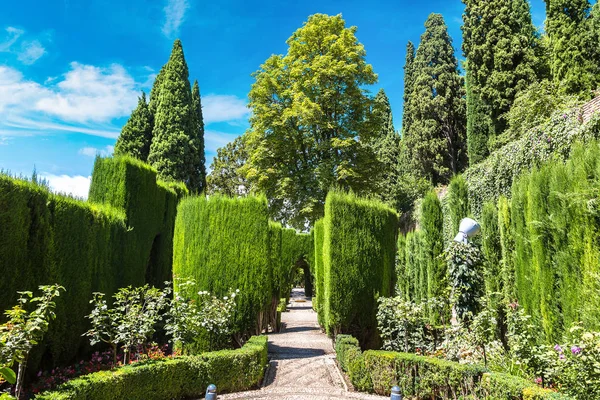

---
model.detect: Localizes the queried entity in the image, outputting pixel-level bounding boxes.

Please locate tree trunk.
[15,355,27,400]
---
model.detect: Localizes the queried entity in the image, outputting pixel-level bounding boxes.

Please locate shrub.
[34,336,268,400]
[420,192,446,324]
[335,335,571,399]
[322,191,398,345]
[173,195,271,339]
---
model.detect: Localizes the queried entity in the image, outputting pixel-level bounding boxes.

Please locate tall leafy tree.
[462,0,540,162]
[148,39,195,185]
[545,0,597,95]
[189,80,207,193]
[402,41,416,136]
[114,92,153,161]
[404,13,467,185]
[207,135,250,197]
[245,14,379,228]
[148,66,165,117]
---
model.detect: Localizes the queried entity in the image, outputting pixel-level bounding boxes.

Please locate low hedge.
[334,335,571,400]
[35,336,268,400]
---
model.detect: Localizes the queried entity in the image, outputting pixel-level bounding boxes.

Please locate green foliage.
[480,202,502,296]
[245,14,380,228]
[173,195,271,339]
[188,80,207,194]
[207,135,250,197]
[0,156,183,373]
[84,286,169,365]
[322,191,398,345]
[508,141,600,341]
[447,175,470,236]
[463,112,600,217]
[396,230,428,303]
[402,41,416,136]
[370,89,403,212]
[499,81,581,148]
[34,336,268,400]
[545,0,597,96]
[462,0,540,146]
[88,155,184,287]
[421,192,446,323]
[446,242,485,323]
[1,285,64,397]
[313,220,325,325]
[404,13,467,184]
[376,297,430,353]
[148,39,196,187]
[114,92,153,162]
[335,335,570,399]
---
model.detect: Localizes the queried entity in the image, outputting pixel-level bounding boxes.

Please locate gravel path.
[218,288,386,400]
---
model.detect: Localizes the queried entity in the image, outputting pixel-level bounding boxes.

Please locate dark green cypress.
[402,41,416,136]
[149,66,165,117]
[114,92,153,161]
[545,0,597,95]
[189,81,207,194]
[148,39,195,185]
[371,89,402,210]
[462,0,540,160]
[404,14,467,185]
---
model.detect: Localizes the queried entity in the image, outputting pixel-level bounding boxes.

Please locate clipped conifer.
[189,80,207,193]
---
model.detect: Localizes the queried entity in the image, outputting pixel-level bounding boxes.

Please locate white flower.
[223,296,228,300]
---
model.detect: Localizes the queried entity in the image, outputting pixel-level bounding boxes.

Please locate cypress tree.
[402,41,416,136]
[371,89,402,210]
[114,92,153,161]
[545,0,596,95]
[189,80,207,193]
[462,0,539,161]
[148,39,195,185]
[404,13,467,185]
[149,66,165,116]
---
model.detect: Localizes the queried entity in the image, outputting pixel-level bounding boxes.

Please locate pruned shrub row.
[35,336,268,400]
[335,335,570,399]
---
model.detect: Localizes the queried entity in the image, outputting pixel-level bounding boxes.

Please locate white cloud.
[162,0,189,38]
[18,40,46,65]
[79,145,114,157]
[36,62,139,123]
[202,94,249,124]
[204,130,240,151]
[0,63,140,138]
[42,174,91,199]
[0,27,23,51]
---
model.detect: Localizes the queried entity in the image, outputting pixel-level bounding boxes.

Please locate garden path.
[218,288,386,400]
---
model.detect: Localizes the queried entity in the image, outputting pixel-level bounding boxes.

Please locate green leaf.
[0,366,16,384]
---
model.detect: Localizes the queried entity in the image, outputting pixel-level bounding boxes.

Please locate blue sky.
[0,0,547,197]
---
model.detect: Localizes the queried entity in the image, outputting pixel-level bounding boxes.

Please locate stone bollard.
[390,385,402,400]
[205,384,217,400]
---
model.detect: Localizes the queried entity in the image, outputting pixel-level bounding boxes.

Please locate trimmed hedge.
[173,195,271,337]
[0,156,183,370]
[35,335,268,400]
[322,191,398,345]
[313,219,325,324]
[421,192,445,324]
[335,335,571,399]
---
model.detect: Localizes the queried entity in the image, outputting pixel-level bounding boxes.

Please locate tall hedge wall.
[322,191,398,345]
[507,142,600,340]
[173,195,271,337]
[0,156,183,369]
[313,219,325,324]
